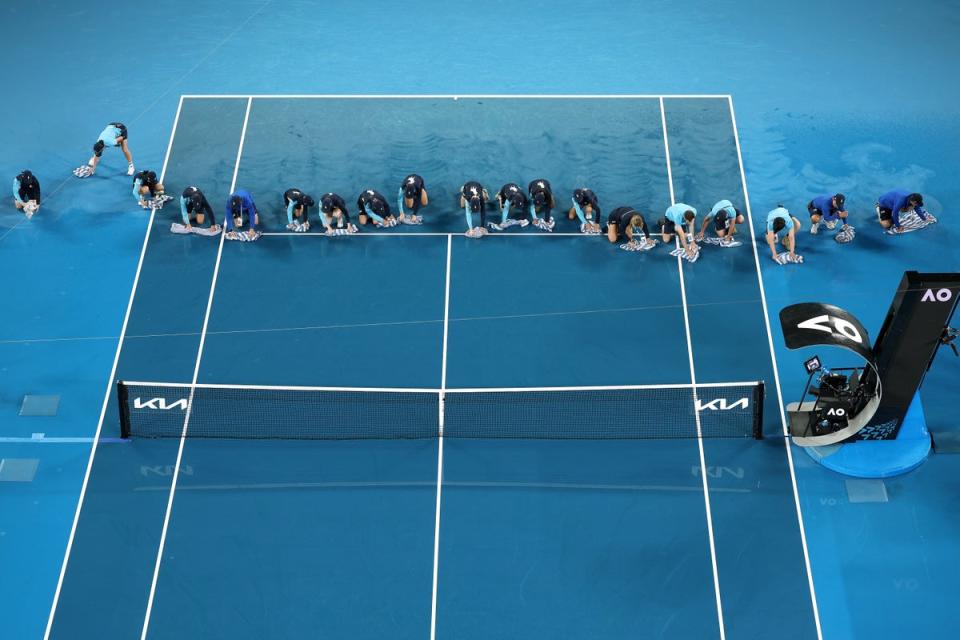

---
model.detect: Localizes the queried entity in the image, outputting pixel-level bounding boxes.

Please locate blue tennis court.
[41,97,819,639]
[5,3,960,640]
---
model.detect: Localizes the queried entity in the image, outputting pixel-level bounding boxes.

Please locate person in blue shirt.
[283,188,315,230]
[132,170,164,208]
[319,192,356,234]
[607,207,654,247]
[224,189,259,232]
[74,122,134,178]
[491,183,530,230]
[357,189,397,227]
[765,206,803,263]
[528,178,556,231]
[696,199,744,246]
[877,190,930,232]
[808,193,848,234]
[179,186,218,230]
[12,170,41,218]
[397,174,428,224]
[661,203,698,256]
[568,187,601,233]
[460,181,489,237]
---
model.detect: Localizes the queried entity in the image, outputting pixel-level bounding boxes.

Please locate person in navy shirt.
[13,170,41,217]
[528,178,556,230]
[319,192,356,234]
[877,190,930,232]
[808,193,848,234]
[179,186,218,230]
[460,181,489,236]
[491,183,530,230]
[397,174,428,224]
[224,189,259,231]
[607,207,653,246]
[357,189,397,227]
[568,187,601,233]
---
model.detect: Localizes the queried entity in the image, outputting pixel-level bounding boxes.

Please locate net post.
[753,381,765,439]
[117,380,131,439]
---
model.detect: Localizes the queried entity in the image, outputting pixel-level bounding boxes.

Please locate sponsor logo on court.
[921,288,952,302]
[133,397,188,410]
[695,397,749,411]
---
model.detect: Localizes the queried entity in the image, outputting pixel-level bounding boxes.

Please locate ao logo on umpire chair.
[921,288,953,302]
[797,314,864,344]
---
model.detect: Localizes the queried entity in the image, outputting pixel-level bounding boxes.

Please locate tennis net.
[117,380,764,440]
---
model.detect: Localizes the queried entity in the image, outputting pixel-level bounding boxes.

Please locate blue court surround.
[3,2,960,639]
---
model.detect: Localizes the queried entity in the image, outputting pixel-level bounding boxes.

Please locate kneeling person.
[460,181,489,237]
[320,192,356,235]
[132,170,166,208]
[397,174,428,224]
[877,190,933,233]
[697,200,743,246]
[569,187,601,233]
[492,183,530,230]
[13,170,41,218]
[528,179,556,231]
[765,206,803,264]
[357,189,397,227]
[608,207,656,250]
[661,203,698,257]
[284,188,315,231]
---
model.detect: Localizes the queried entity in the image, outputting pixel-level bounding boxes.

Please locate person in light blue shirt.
[765,206,802,263]
[807,193,848,234]
[696,199,744,245]
[397,174,428,224]
[660,203,698,255]
[12,170,41,217]
[876,190,929,232]
[75,122,134,178]
[224,189,259,232]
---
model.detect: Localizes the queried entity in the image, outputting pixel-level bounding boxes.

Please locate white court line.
[260,231,586,237]
[659,97,727,640]
[430,236,452,640]
[181,94,733,100]
[139,96,253,640]
[118,380,760,393]
[727,96,823,639]
[43,95,186,640]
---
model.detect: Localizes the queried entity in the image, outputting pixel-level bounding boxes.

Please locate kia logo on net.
[696,397,749,411]
[134,397,188,410]
[921,288,953,302]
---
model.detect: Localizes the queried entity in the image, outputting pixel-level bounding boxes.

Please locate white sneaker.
[824,220,837,230]
[810,222,819,235]
[127,163,135,176]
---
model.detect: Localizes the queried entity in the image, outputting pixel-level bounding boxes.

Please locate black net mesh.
[118,381,762,440]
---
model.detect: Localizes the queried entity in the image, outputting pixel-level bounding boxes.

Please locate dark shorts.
[660,218,677,234]
[807,202,823,217]
[876,206,893,221]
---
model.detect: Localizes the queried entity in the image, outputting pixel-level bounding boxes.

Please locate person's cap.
[909,193,924,206]
[533,192,546,207]
[510,193,525,207]
[469,195,482,213]
[834,193,846,208]
[320,196,335,212]
[303,195,315,207]
[404,184,417,198]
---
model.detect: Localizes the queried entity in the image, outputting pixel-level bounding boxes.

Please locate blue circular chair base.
[803,392,931,478]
